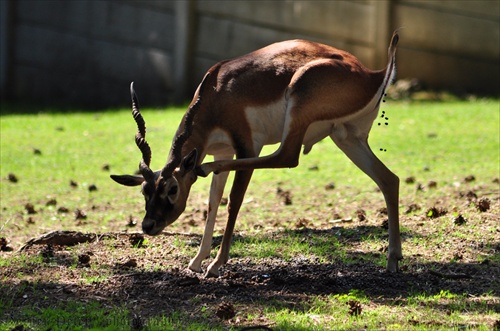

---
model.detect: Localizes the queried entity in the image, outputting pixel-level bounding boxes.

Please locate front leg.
[188,157,231,273]
[198,131,305,177]
[204,168,254,277]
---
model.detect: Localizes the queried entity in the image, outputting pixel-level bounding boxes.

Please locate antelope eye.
[168,186,178,196]
[159,181,177,199]
[159,179,179,202]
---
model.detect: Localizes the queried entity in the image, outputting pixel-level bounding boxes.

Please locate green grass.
[256,291,496,331]
[230,230,345,262]
[1,99,499,330]
[1,100,498,235]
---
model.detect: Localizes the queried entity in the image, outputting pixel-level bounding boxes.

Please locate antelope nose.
[142,218,156,234]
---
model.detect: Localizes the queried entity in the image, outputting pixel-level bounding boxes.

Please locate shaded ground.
[2,237,498,326]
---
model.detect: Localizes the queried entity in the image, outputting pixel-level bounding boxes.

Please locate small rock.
[0,237,13,252]
[70,180,78,188]
[462,190,478,201]
[7,173,18,183]
[453,215,467,226]
[355,209,366,221]
[376,207,388,216]
[405,203,421,214]
[57,206,69,213]
[332,212,342,220]
[295,218,310,228]
[324,182,335,190]
[75,209,87,220]
[475,198,490,212]
[427,132,438,138]
[426,207,447,218]
[45,198,57,206]
[216,302,236,320]
[88,184,98,192]
[127,216,137,227]
[24,203,37,215]
[464,175,475,183]
[405,176,415,184]
[78,253,91,265]
[277,187,292,205]
[427,180,437,189]
[347,300,362,316]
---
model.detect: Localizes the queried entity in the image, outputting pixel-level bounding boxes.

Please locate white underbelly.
[244,99,287,151]
[204,128,234,157]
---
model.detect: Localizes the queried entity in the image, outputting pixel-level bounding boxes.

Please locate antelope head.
[110,83,199,235]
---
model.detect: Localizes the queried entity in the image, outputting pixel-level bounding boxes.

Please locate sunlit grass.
[261,290,496,331]
[1,99,498,240]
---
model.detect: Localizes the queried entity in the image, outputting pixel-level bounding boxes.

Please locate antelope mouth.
[142,218,164,236]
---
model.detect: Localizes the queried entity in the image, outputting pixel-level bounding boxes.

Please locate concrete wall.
[395,0,499,95]
[1,0,498,109]
[191,1,392,93]
[3,0,176,108]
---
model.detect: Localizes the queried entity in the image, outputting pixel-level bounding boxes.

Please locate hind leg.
[198,104,307,176]
[331,123,402,271]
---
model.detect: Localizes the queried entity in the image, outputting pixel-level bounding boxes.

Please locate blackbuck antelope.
[111,31,403,277]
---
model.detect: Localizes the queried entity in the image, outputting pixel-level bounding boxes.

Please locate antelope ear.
[110,174,144,187]
[179,149,198,175]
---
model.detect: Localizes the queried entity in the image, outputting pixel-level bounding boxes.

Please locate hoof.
[188,262,204,274]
